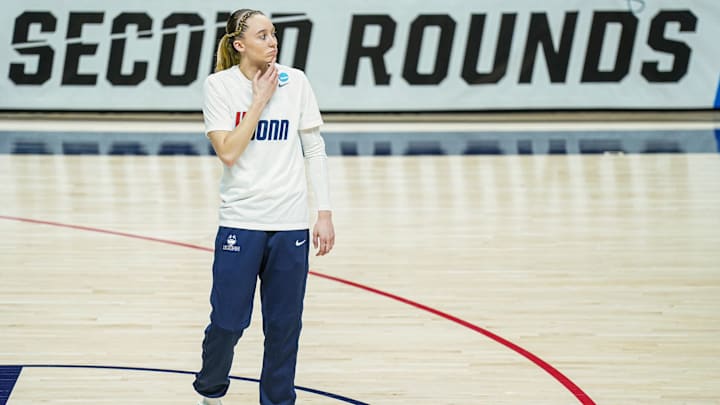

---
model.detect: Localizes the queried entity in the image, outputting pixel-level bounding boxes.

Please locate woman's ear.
[233,39,244,53]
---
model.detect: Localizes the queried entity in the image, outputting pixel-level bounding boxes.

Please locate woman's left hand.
[313,211,335,256]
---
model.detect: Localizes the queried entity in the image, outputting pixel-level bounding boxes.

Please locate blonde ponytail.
[214,9,263,72]
[215,33,241,72]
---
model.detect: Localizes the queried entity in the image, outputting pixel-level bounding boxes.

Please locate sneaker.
[197,398,222,405]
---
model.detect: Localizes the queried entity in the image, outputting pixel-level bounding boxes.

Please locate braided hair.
[215,9,264,72]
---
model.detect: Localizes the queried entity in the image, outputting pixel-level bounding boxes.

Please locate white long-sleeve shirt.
[203,64,327,230]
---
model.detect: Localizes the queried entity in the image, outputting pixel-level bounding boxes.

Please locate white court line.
[0,119,716,133]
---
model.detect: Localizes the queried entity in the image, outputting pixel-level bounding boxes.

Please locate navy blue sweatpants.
[193,227,310,405]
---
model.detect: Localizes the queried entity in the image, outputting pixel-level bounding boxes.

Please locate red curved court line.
[311,272,595,404]
[0,214,595,405]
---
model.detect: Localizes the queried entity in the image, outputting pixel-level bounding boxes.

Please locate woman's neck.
[238,61,269,81]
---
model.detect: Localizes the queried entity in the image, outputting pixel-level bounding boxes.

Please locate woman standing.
[193,9,334,405]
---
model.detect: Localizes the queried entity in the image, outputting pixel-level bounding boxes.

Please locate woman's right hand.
[252,60,278,107]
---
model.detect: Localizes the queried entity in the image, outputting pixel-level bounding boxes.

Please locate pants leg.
[258,230,310,405]
[193,324,242,398]
[193,227,266,398]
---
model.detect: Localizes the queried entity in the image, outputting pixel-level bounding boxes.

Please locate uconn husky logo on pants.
[235,112,289,141]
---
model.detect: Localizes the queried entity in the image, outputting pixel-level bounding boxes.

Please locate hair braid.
[214,9,264,72]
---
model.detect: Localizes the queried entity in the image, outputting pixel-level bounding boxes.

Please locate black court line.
[0,365,367,404]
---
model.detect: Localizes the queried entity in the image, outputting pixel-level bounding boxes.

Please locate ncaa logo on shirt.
[278,72,289,87]
[222,234,241,252]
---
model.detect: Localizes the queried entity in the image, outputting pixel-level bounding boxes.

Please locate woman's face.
[234,14,278,67]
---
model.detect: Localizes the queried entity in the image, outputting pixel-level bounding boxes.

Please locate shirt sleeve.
[299,126,331,211]
[298,71,324,130]
[203,75,234,136]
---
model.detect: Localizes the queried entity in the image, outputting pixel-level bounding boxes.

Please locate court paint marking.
[0,215,596,405]
[0,365,366,404]
[0,366,22,405]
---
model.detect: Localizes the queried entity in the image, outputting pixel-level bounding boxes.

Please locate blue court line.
[0,365,368,404]
[0,366,22,405]
[715,73,720,110]
[715,128,720,153]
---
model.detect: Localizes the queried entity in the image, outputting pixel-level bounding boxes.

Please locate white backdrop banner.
[2,0,719,111]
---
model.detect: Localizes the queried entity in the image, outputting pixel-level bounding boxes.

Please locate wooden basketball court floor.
[1,132,719,403]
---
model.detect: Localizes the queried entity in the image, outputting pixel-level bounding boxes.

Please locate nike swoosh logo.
[279,82,288,87]
[295,239,306,247]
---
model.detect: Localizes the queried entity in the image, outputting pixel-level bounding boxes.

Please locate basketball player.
[192,9,334,405]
